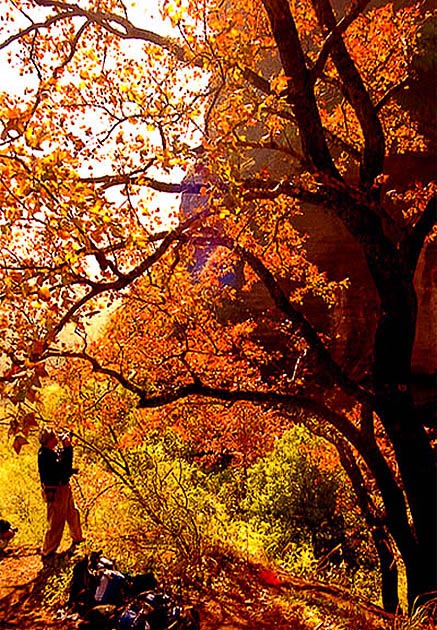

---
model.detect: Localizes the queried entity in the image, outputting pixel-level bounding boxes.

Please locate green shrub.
[220,425,377,584]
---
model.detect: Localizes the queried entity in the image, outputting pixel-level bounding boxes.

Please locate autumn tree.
[0,0,435,612]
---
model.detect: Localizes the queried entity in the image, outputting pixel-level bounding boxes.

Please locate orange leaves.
[5,387,43,454]
[0,105,31,139]
[12,435,28,455]
[344,3,422,99]
[0,0,431,473]
[141,399,284,465]
[21,411,38,435]
[386,180,437,227]
[38,286,51,301]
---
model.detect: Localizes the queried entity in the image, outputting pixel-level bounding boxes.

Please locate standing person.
[38,427,84,559]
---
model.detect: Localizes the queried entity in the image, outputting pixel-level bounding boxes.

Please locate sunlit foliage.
[0,0,435,614]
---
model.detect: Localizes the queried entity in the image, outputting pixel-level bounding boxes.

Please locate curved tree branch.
[311,0,385,188]
[241,175,404,297]
[310,0,372,83]
[213,233,374,405]
[33,0,188,59]
[48,350,147,400]
[38,346,365,451]
[81,172,195,194]
[53,343,416,589]
[0,11,73,50]
[50,208,211,341]
[240,65,272,95]
[261,0,341,179]
[55,342,416,566]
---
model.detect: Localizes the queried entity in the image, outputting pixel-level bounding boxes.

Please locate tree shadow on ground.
[197,550,398,630]
[0,547,79,630]
[197,553,307,630]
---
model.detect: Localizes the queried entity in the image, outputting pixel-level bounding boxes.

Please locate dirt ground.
[0,546,295,629]
[0,545,431,630]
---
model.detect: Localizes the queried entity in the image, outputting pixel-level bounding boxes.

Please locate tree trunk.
[373,528,399,614]
[336,438,399,611]
[378,397,436,608]
[372,280,436,608]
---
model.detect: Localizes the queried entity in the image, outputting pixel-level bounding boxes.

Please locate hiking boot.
[40,552,56,566]
[70,539,85,549]
[68,539,85,555]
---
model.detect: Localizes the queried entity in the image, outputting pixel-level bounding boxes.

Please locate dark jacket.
[38,445,73,486]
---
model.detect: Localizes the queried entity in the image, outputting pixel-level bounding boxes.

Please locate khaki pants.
[42,484,83,556]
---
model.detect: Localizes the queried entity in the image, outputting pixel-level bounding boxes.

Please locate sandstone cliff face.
[289,205,380,381]
[287,203,436,384]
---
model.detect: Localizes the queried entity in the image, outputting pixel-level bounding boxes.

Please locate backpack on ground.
[95,569,126,605]
[69,552,126,610]
[68,554,100,611]
[115,590,174,630]
[69,553,200,630]
[115,600,150,630]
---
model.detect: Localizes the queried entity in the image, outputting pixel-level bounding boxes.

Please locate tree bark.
[321,431,399,611]
[376,393,437,607]
[372,275,437,606]
[339,447,398,611]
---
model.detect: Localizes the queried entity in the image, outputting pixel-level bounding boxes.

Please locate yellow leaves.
[65,250,79,265]
[24,126,51,151]
[163,0,186,25]
[2,275,13,291]
[229,67,242,83]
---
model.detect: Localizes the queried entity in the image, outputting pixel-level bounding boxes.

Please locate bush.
[220,426,377,583]
[70,425,230,582]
